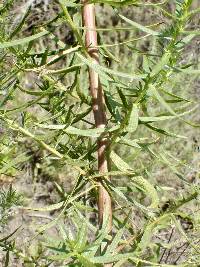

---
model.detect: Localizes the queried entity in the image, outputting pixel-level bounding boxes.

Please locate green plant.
[0,186,22,267]
[0,0,200,266]
[0,185,22,226]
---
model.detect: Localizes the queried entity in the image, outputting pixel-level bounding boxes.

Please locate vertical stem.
[82,2,112,233]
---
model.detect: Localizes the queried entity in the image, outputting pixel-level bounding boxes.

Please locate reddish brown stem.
[82,2,112,233]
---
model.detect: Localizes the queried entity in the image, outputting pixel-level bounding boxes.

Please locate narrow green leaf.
[47,64,83,75]
[77,53,145,80]
[161,88,191,103]
[0,153,30,174]
[0,30,49,49]
[150,85,200,127]
[118,14,160,36]
[36,123,120,137]
[139,115,174,122]
[91,252,178,266]
[110,151,132,172]
[48,252,76,261]
[0,227,20,243]
[106,228,124,253]
[151,53,170,76]
[24,186,94,211]
[77,254,97,267]
[176,68,200,74]
[138,214,171,251]
[75,222,88,252]
[118,137,141,149]
[126,104,139,133]
[145,123,187,138]
[110,151,159,208]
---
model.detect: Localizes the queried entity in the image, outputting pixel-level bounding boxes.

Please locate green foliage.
[0,185,22,226]
[0,0,200,266]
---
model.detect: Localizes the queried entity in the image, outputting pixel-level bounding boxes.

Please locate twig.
[164,227,175,264]
[159,227,175,263]
[173,242,190,264]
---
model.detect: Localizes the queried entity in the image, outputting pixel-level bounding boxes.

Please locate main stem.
[82,2,112,233]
